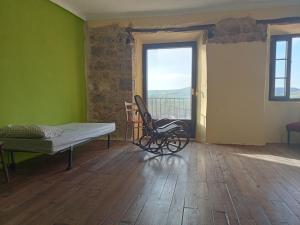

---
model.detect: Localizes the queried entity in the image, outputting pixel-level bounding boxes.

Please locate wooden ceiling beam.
[126,17,300,33]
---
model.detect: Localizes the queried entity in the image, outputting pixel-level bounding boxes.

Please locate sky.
[147,47,192,90]
[291,37,300,89]
[276,37,300,91]
[146,39,299,93]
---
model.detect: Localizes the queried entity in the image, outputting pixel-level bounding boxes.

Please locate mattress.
[0,123,115,155]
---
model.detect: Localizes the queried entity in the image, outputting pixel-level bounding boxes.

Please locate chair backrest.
[134,95,155,129]
[124,101,139,122]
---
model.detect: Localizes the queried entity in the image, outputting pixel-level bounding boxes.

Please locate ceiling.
[50,0,300,20]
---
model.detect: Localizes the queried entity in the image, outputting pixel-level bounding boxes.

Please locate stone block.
[208,17,267,44]
[86,24,133,139]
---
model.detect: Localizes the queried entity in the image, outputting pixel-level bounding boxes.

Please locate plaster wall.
[87,6,300,144]
[264,25,300,144]
[206,42,267,145]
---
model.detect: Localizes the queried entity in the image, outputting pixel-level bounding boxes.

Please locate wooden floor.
[1,141,300,225]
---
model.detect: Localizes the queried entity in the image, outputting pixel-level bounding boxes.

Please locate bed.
[0,123,116,175]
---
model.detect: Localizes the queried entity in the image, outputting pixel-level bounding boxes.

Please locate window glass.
[275,60,286,78]
[146,47,192,119]
[276,41,287,59]
[290,37,300,99]
[274,79,286,97]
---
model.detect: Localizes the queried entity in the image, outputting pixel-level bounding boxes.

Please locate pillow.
[0,125,63,139]
[38,125,63,138]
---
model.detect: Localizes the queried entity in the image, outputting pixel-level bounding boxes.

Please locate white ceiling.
[50,0,300,20]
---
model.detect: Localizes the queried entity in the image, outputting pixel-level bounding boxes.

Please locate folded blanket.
[0,125,63,139]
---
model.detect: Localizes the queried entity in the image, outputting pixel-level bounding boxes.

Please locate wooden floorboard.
[1,141,300,225]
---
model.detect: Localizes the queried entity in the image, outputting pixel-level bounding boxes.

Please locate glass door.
[143,42,197,137]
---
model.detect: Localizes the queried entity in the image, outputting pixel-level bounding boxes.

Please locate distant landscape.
[275,87,300,98]
[148,86,300,100]
[147,87,191,119]
[146,86,300,119]
[148,87,191,98]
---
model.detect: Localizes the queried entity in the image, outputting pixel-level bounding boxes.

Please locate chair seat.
[287,122,300,131]
[157,123,179,134]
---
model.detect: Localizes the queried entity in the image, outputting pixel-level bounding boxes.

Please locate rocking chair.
[134,95,190,155]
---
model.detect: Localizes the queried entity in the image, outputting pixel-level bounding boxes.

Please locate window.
[142,42,197,136]
[269,35,300,101]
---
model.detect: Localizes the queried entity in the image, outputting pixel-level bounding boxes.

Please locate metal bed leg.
[0,145,9,183]
[9,152,16,171]
[67,146,73,170]
[107,134,111,149]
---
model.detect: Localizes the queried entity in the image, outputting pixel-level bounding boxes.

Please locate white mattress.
[0,123,115,155]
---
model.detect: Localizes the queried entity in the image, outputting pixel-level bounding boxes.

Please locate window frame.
[142,41,198,137]
[269,34,300,101]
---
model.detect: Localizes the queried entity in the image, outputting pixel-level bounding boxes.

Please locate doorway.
[142,42,197,137]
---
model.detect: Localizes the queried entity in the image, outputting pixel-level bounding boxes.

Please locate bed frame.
[0,133,112,183]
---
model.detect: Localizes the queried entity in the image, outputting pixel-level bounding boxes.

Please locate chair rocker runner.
[134,95,190,155]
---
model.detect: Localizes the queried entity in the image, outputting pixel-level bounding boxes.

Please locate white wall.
[206,42,267,145]
[264,25,300,144]
[88,6,300,145]
[132,31,205,142]
[196,36,207,143]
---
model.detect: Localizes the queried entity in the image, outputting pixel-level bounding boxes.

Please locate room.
[0,0,300,224]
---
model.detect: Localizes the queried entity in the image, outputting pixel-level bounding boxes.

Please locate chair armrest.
[157,120,183,129]
[155,118,172,127]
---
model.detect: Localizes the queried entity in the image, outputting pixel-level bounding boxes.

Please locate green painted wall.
[0,0,86,127]
[0,0,86,164]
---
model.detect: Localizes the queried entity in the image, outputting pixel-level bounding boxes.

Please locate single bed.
[0,123,116,174]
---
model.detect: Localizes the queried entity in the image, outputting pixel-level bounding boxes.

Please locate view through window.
[270,35,300,100]
[291,37,300,99]
[145,46,193,120]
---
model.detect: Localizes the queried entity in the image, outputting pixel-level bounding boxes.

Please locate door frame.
[142,41,198,137]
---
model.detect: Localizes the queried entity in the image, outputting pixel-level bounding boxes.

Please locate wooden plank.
[182,207,213,225]
[1,142,300,225]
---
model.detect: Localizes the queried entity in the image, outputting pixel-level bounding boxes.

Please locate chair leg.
[287,130,291,146]
[132,124,135,143]
[67,147,73,170]
[107,134,111,149]
[125,123,128,141]
[9,152,16,171]
[0,147,9,183]
[137,123,140,142]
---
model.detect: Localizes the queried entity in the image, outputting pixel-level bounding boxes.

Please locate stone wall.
[85,17,267,139]
[208,17,267,43]
[87,24,132,139]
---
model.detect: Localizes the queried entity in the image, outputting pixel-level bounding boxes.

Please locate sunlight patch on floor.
[236,153,300,167]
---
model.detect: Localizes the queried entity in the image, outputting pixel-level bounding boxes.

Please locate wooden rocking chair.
[134,95,190,155]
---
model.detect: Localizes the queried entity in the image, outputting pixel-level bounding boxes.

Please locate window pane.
[290,37,300,99]
[275,60,286,78]
[274,79,286,97]
[276,41,287,59]
[147,47,192,119]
